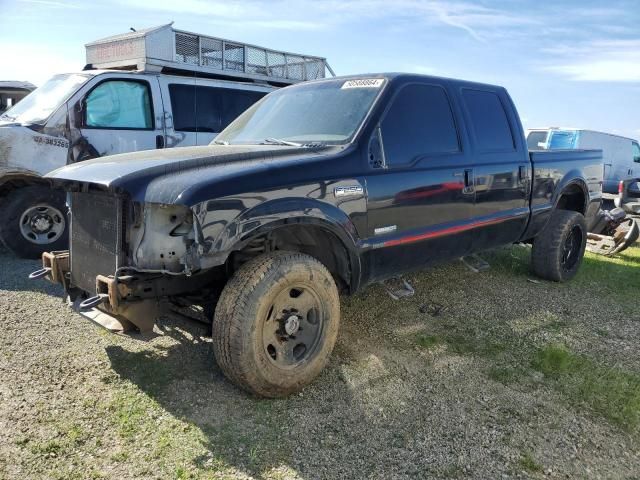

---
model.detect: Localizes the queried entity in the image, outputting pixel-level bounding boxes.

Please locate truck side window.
[462,89,514,151]
[85,80,152,129]
[169,85,265,133]
[633,142,640,163]
[380,84,459,166]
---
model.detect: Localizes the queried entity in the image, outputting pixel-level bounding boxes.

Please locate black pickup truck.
[34,73,603,397]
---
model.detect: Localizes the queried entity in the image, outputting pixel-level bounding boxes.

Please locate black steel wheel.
[212,251,340,397]
[0,186,69,259]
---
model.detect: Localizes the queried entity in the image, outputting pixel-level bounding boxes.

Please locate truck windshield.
[0,74,89,124]
[214,78,386,146]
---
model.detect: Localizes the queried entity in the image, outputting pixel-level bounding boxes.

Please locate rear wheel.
[0,186,68,259]
[212,251,340,397]
[531,210,587,282]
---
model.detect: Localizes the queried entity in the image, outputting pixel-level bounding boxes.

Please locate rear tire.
[531,210,587,282]
[0,186,68,259]
[212,251,340,398]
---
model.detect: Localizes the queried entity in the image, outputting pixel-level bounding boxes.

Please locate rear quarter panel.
[522,149,603,239]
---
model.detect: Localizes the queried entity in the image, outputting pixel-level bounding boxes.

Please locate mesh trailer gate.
[85,23,333,85]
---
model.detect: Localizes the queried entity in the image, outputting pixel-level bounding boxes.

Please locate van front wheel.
[0,186,68,259]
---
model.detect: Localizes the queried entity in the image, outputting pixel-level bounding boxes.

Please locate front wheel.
[531,210,587,282]
[212,251,340,397]
[0,186,68,259]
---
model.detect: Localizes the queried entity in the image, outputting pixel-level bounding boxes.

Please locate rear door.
[163,79,269,147]
[364,81,474,280]
[161,77,198,148]
[459,87,530,250]
[70,74,165,159]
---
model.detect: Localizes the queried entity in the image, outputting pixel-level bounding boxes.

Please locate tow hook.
[29,267,52,280]
[79,294,109,311]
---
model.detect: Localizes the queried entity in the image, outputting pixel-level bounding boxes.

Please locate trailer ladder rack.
[85,23,333,86]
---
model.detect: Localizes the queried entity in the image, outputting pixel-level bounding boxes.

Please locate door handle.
[518,165,529,182]
[463,168,474,194]
[156,135,165,149]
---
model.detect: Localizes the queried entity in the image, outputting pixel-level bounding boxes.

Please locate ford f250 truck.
[33,73,603,397]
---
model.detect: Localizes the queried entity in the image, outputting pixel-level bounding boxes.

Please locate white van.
[0,81,35,114]
[526,128,640,195]
[0,24,330,258]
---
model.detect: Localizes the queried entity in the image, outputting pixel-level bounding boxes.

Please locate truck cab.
[0,23,330,258]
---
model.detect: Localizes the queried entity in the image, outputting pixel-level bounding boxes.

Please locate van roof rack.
[85,23,334,86]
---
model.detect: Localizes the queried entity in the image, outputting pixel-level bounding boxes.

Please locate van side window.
[85,80,152,129]
[169,84,266,133]
[462,89,514,151]
[380,84,459,166]
[633,142,640,163]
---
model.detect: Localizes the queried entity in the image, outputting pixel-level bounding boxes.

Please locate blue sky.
[1,0,639,139]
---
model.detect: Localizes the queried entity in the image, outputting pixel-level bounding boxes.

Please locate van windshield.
[547,130,578,149]
[526,131,548,150]
[0,74,89,125]
[214,78,386,146]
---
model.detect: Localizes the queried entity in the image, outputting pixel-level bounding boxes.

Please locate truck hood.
[47,144,337,205]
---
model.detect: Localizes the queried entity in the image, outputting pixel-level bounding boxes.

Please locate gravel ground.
[1,243,639,479]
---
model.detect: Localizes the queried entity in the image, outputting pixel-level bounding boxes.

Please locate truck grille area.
[70,192,124,294]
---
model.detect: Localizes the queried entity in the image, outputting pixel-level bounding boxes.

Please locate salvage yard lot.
[1,243,639,479]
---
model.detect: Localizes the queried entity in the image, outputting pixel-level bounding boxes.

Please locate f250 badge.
[334,185,364,197]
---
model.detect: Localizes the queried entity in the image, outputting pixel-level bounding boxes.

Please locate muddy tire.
[212,251,340,397]
[0,186,68,259]
[531,210,587,282]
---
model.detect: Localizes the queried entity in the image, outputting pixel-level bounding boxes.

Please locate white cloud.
[542,39,640,82]
[117,0,536,38]
[0,43,81,86]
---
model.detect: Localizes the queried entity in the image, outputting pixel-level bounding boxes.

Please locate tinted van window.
[463,89,514,151]
[381,84,459,166]
[169,84,266,133]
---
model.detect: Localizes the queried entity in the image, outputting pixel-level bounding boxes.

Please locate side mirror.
[368,126,386,169]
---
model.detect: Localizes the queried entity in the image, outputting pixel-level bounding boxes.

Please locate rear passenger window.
[462,89,514,151]
[381,84,459,166]
[169,84,266,133]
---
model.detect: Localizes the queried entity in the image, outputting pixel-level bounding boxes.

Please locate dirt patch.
[1,244,639,479]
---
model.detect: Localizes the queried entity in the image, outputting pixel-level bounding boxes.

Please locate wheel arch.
[209,198,363,293]
[553,177,589,215]
[228,217,361,294]
[0,170,51,199]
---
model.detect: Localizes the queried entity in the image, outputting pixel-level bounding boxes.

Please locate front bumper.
[32,250,159,333]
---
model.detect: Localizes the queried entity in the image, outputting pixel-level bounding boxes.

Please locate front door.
[364,82,474,281]
[70,75,165,161]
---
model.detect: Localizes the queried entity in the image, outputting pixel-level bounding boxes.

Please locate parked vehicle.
[614,178,640,214]
[586,207,639,256]
[527,128,640,195]
[33,73,603,397]
[0,23,331,258]
[0,81,35,114]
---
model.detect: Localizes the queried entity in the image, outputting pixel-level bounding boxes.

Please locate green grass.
[519,451,543,473]
[532,344,640,431]
[416,334,442,348]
